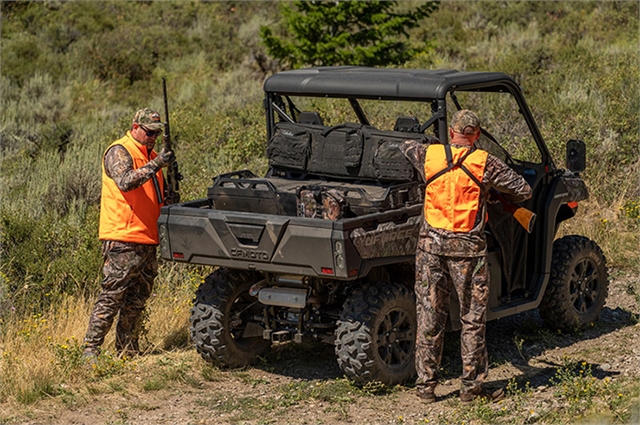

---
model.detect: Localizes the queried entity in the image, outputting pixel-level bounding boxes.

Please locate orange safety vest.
[424,144,488,232]
[99,132,164,244]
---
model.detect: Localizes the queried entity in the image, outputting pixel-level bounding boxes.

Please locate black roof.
[263,66,521,100]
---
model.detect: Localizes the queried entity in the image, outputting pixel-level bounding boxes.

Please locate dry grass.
[1,295,91,404]
[0,264,201,407]
[559,200,640,271]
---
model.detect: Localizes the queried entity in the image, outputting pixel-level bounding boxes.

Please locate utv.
[158,67,608,385]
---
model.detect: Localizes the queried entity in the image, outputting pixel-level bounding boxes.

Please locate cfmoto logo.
[230,248,269,260]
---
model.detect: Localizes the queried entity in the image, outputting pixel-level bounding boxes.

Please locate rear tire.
[190,268,270,367]
[335,282,416,385]
[540,235,608,331]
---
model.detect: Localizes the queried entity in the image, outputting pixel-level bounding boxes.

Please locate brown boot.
[116,335,140,358]
[82,347,100,366]
[460,387,504,404]
[416,388,436,404]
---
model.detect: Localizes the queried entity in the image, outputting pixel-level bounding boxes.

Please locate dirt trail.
[6,269,639,425]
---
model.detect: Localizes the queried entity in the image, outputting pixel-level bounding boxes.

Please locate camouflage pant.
[414,249,489,394]
[84,241,157,353]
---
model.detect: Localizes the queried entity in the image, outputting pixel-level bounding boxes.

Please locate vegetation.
[260,0,438,68]
[0,1,638,423]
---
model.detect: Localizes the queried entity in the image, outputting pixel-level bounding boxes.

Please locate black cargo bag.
[267,123,312,171]
[307,123,364,177]
[372,138,416,181]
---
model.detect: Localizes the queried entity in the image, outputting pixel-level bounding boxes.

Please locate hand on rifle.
[153,148,175,168]
[488,189,537,233]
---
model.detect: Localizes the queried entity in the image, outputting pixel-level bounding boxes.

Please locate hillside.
[1,1,639,423]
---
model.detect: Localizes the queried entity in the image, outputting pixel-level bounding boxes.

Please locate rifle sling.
[151,174,164,205]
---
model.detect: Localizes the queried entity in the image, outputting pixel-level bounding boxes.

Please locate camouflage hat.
[132,108,163,131]
[450,110,480,134]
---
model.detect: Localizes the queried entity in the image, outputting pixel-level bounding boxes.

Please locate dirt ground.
[5,269,640,425]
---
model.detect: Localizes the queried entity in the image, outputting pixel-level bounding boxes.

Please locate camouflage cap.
[133,108,163,131]
[450,110,480,134]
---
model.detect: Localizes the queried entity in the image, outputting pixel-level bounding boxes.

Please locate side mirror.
[566,139,586,173]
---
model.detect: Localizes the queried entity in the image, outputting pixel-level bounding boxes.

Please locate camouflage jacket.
[103,144,163,193]
[401,140,532,257]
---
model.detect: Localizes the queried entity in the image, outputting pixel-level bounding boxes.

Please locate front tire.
[335,282,416,385]
[540,235,608,331]
[190,268,270,367]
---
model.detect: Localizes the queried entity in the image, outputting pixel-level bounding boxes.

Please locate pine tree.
[260,0,438,68]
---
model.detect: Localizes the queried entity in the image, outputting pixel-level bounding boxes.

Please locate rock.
[600,363,612,371]
[525,411,540,424]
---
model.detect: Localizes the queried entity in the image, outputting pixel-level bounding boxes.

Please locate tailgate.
[158,200,340,277]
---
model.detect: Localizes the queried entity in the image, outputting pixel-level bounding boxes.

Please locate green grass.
[1,2,639,423]
[1,1,638,316]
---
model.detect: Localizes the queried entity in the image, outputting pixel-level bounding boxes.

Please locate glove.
[152,149,175,168]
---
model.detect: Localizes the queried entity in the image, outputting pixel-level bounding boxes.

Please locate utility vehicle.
[158,67,608,384]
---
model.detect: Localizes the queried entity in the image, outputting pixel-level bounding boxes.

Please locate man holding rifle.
[401,110,532,404]
[83,107,174,359]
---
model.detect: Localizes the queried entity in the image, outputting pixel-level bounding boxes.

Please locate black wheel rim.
[375,308,415,368]
[569,257,601,314]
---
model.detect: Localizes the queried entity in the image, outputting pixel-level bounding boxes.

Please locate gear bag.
[297,186,348,220]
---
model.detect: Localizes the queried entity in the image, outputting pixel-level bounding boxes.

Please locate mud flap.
[242,322,266,339]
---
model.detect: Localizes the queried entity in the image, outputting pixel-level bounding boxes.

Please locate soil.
[6,268,639,425]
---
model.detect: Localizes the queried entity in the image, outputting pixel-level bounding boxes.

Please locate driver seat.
[394,116,421,133]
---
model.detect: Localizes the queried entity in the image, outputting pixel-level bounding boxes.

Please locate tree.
[260,0,438,69]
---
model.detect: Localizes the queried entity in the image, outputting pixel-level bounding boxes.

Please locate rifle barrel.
[161,77,180,203]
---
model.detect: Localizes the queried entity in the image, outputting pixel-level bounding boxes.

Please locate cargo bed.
[158,189,423,279]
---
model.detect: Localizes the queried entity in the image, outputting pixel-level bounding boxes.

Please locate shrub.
[0,0,638,319]
[0,206,102,312]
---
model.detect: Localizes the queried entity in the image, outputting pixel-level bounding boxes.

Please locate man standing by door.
[401,110,532,403]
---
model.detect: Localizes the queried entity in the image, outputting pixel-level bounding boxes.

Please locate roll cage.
[263,66,553,169]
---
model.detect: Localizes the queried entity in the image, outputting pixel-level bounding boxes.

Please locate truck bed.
[206,171,423,216]
[158,174,424,279]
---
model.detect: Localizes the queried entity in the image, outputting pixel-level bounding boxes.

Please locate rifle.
[490,190,536,233]
[162,77,183,204]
